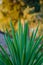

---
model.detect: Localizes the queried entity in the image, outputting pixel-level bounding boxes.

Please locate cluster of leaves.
[0,20,43,65]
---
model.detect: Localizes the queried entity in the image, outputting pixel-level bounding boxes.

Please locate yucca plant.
[0,20,43,65]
